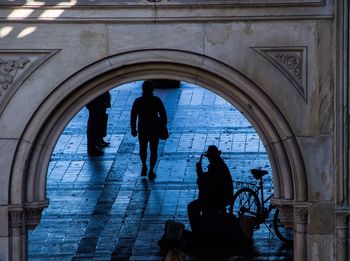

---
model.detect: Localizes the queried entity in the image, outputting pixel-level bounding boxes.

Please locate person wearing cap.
[130,80,168,181]
[187,145,233,243]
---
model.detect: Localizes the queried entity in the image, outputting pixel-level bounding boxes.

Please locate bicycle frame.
[240,179,273,210]
[235,175,275,223]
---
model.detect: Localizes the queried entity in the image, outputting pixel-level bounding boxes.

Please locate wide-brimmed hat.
[204,145,222,157]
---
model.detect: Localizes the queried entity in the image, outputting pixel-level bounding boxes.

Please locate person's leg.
[149,135,160,172]
[87,108,103,156]
[87,110,93,149]
[138,134,148,175]
[187,199,203,239]
[97,108,110,147]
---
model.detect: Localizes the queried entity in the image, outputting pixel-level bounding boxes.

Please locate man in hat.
[187,145,233,242]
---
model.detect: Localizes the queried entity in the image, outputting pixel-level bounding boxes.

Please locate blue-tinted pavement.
[28,82,292,260]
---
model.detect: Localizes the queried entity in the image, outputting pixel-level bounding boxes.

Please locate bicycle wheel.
[232,188,261,219]
[273,207,293,244]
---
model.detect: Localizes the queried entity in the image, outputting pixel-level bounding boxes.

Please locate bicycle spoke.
[233,188,261,219]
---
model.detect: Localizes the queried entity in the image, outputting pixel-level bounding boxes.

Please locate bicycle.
[232,169,293,244]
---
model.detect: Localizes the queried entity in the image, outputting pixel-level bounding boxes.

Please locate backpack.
[157,220,185,254]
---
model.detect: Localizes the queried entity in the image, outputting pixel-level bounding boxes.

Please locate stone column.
[294,206,308,261]
[336,213,349,261]
[8,202,47,261]
[8,206,25,261]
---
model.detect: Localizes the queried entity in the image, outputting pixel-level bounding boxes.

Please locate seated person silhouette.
[187,145,234,248]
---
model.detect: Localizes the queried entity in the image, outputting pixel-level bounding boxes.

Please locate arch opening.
[30,80,291,259]
[8,49,307,260]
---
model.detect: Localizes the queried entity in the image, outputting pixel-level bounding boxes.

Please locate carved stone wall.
[0,50,59,114]
[0,0,346,260]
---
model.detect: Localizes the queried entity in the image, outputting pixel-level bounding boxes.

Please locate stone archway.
[8,49,307,260]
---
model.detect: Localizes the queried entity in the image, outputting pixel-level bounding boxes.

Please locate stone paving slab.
[28,82,292,261]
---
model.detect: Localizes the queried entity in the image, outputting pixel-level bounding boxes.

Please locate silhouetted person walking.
[130,80,167,180]
[187,145,233,243]
[86,91,111,156]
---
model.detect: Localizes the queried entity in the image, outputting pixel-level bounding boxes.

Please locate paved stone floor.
[28,82,292,260]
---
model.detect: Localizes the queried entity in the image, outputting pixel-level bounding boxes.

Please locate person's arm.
[130,99,138,137]
[104,91,111,108]
[157,98,167,127]
[223,165,234,206]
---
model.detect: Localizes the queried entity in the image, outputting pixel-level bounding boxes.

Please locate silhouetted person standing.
[97,91,111,147]
[86,91,111,156]
[187,145,233,242]
[130,80,167,180]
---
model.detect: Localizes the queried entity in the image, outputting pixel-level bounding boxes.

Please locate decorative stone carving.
[252,47,308,102]
[0,57,30,97]
[9,209,23,228]
[275,54,301,79]
[24,200,48,229]
[0,50,60,113]
[295,207,308,224]
[8,202,48,229]
[336,214,349,227]
[25,206,45,229]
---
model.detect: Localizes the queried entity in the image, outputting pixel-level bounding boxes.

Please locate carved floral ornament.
[8,205,46,229]
[295,207,308,224]
[9,209,23,228]
[251,47,308,102]
[0,50,59,114]
[336,214,349,227]
[0,57,30,97]
[275,54,301,80]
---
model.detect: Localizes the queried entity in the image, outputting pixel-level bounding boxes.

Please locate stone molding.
[252,46,308,102]
[335,0,350,207]
[0,50,60,114]
[0,0,332,22]
[1,0,325,7]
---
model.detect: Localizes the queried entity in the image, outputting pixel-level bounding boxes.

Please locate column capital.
[295,207,308,224]
[8,200,48,229]
[336,213,349,228]
[24,200,49,229]
[8,206,23,228]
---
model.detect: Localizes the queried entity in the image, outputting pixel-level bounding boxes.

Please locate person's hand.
[131,129,137,137]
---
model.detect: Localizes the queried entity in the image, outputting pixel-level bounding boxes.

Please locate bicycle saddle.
[250,169,268,180]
